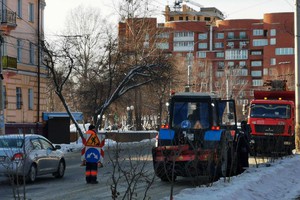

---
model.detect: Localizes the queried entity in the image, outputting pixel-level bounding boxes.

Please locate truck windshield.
[172,102,209,129]
[250,104,291,119]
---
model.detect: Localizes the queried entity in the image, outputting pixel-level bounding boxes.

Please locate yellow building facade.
[1,0,47,129]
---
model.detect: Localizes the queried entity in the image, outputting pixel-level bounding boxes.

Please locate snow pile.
[169,154,300,200]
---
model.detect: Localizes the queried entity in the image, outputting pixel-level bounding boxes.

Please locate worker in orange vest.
[85,125,99,184]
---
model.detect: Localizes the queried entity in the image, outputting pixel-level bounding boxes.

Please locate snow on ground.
[60,137,300,200]
[64,124,300,200]
[168,154,300,200]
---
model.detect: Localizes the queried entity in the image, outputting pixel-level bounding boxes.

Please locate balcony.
[2,56,17,69]
[0,9,17,34]
[226,36,249,41]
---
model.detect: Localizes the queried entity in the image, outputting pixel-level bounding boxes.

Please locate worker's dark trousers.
[85,162,98,183]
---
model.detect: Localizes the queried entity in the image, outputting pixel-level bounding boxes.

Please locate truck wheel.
[154,162,176,182]
[208,161,220,182]
[219,132,231,177]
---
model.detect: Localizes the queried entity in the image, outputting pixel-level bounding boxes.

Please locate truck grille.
[255,125,285,134]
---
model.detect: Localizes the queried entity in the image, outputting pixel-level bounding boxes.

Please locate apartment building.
[118,4,295,113]
[0,0,47,133]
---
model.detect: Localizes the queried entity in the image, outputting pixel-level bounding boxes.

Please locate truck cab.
[152,92,247,182]
[247,90,295,156]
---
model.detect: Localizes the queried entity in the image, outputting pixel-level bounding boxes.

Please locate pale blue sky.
[44,0,294,34]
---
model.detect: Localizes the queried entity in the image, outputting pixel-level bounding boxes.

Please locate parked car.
[0,134,66,183]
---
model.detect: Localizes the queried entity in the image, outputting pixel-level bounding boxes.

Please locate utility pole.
[0,34,4,135]
[295,0,300,152]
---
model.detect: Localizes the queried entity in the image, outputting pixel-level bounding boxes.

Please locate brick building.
[118,4,295,113]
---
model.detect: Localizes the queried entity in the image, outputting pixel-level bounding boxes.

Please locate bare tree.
[107,141,156,200]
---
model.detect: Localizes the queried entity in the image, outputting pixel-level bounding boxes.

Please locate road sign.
[85,134,101,147]
[85,147,100,163]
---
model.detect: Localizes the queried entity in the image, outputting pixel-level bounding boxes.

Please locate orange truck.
[246,90,295,155]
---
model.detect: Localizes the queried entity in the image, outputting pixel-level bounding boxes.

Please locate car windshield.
[250,104,291,119]
[0,138,24,148]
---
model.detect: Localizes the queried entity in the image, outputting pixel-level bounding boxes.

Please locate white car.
[0,134,66,183]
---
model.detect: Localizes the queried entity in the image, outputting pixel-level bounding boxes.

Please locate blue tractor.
[152,92,249,182]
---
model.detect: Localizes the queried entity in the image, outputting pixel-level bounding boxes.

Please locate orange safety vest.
[86,129,96,135]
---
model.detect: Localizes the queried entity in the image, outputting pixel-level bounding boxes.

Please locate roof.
[172,92,219,99]
[42,112,83,121]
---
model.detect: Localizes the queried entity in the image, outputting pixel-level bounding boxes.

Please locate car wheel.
[27,164,37,183]
[54,160,65,178]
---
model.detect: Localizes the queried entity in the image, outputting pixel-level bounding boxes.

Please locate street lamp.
[126,105,134,127]
[165,102,170,124]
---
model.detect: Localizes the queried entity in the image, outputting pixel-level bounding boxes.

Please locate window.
[204,17,211,21]
[239,32,246,39]
[197,51,206,58]
[186,53,194,63]
[215,81,221,87]
[263,68,268,75]
[28,3,34,22]
[174,32,194,38]
[252,79,263,86]
[251,50,262,55]
[214,42,224,48]
[143,42,149,48]
[199,72,206,78]
[228,32,234,39]
[29,42,34,64]
[270,29,276,36]
[270,38,276,45]
[216,33,224,39]
[28,88,33,110]
[239,61,246,67]
[227,42,234,48]
[253,29,264,36]
[216,52,224,58]
[173,41,194,51]
[198,43,207,49]
[253,39,268,46]
[156,32,169,38]
[198,33,207,40]
[239,69,248,76]
[216,72,224,77]
[3,86,6,109]
[17,39,22,62]
[40,139,53,150]
[270,58,276,65]
[218,61,225,69]
[251,70,262,77]
[174,41,194,47]
[251,61,262,67]
[239,41,247,48]
[31,139,42,150]
[156,42,169,49]
[225,49,248,60]
[145,33,149,41]
[17,0,22,17]
[16,87,22,109]
[275,48,294,55]
[227,61,234,67]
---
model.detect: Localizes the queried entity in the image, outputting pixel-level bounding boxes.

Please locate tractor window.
[219,101,236,126]
[172,102,209,129]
